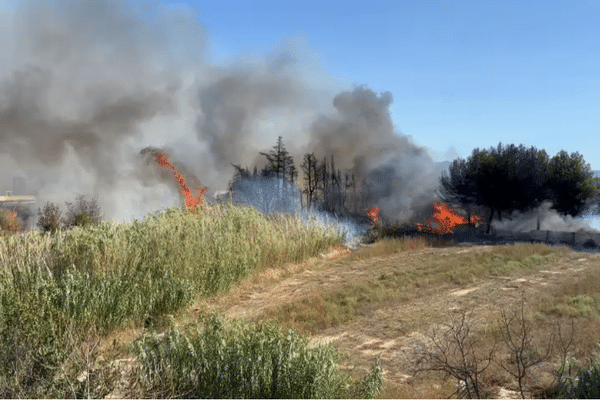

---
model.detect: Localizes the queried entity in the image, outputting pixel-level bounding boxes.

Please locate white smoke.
[492,201,600,233]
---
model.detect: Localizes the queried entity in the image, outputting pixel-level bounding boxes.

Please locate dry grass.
[260,239,571,337]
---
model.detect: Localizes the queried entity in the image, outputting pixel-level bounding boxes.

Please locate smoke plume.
[492,201,600,233]
[0,0,445,228]
[306,87,443,223]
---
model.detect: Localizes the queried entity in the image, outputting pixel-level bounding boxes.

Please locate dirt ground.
[190,244,600,398]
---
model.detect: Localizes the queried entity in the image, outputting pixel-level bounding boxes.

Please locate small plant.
[63,195,103,229]
[495,296,553,399]
[37,201,64,233]
[415,310,495,398]
[134,312,382,399]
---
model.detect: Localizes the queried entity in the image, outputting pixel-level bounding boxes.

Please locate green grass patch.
[0,204,346,397]
[551,295,597,317]
[134,312,382,399]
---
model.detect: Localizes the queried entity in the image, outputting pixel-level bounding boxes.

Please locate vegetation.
[0,203,348,397]
[0,208,21,234]
[135,311,382,398]
[63,195,103,229]
[261,241,570,337]
[37,195,103,233]
[440,143,599,233]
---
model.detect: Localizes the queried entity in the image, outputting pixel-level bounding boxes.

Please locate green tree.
[440,143,551,233]
[545,151,596,216]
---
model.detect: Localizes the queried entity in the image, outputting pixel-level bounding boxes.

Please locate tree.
[439,158,481,226]
[259,136,297,205]
[440,143,553,233]
[300,153,319,211]
[545,150,596,216]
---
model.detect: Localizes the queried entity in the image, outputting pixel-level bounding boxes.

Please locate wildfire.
[365,206,380,227]
[417,202,481,234]
[145,148,208,211]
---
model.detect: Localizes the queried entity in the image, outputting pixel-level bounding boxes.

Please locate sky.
[170,0,600,169]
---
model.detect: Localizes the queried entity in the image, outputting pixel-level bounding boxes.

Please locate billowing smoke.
[0,0,446,230]
[306,87,445,223]
[492,201,600,233]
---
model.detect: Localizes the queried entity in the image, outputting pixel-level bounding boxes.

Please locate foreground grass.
[135,311,382,398]
[0,204,346,397]
[2,209,598,398]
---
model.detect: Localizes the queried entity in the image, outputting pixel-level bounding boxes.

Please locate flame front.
[418,202,481,234]
[148,149,208,211]
[365,206,380,227]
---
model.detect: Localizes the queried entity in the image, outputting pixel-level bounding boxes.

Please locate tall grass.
[135,312,382,399]
[0,204,345,396]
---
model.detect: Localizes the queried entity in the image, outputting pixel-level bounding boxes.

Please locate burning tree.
[142,147,208,212]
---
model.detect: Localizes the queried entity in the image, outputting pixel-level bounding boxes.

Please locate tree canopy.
[440,143,596,233]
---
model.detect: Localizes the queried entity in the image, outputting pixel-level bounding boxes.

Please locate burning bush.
[0,209,22,234]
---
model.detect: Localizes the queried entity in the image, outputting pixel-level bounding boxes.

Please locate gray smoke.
[0,0,445,228]
[305,87,443,223]
[492,201,600,233]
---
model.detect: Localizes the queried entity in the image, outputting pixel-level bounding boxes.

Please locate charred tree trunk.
[487,206,495,234]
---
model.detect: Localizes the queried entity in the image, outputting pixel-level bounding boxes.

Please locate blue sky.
[165,0,600,170]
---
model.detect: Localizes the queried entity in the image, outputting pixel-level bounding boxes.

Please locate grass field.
[1,204,600,398]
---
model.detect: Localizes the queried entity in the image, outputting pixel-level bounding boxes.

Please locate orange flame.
[148,150,208,211]
[418,202,481,234]
[365,206,380,227]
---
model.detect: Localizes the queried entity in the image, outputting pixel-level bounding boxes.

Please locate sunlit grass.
[262,240,571,337]
[135,311,382,399]
[0,203,345,397]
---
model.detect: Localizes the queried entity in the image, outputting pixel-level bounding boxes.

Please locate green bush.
[63,195,103,229]
[135,312,382,399]
[555,358,600,398]
[0,204,347,397]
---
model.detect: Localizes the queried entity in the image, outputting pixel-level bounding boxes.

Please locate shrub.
[134,312,382,399]
[555,358,600,398]
[63,195,103,229]
[37,201,64,233]
[0,209,21,234]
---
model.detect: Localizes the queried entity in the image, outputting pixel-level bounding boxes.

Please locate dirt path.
[193,244,600,396]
